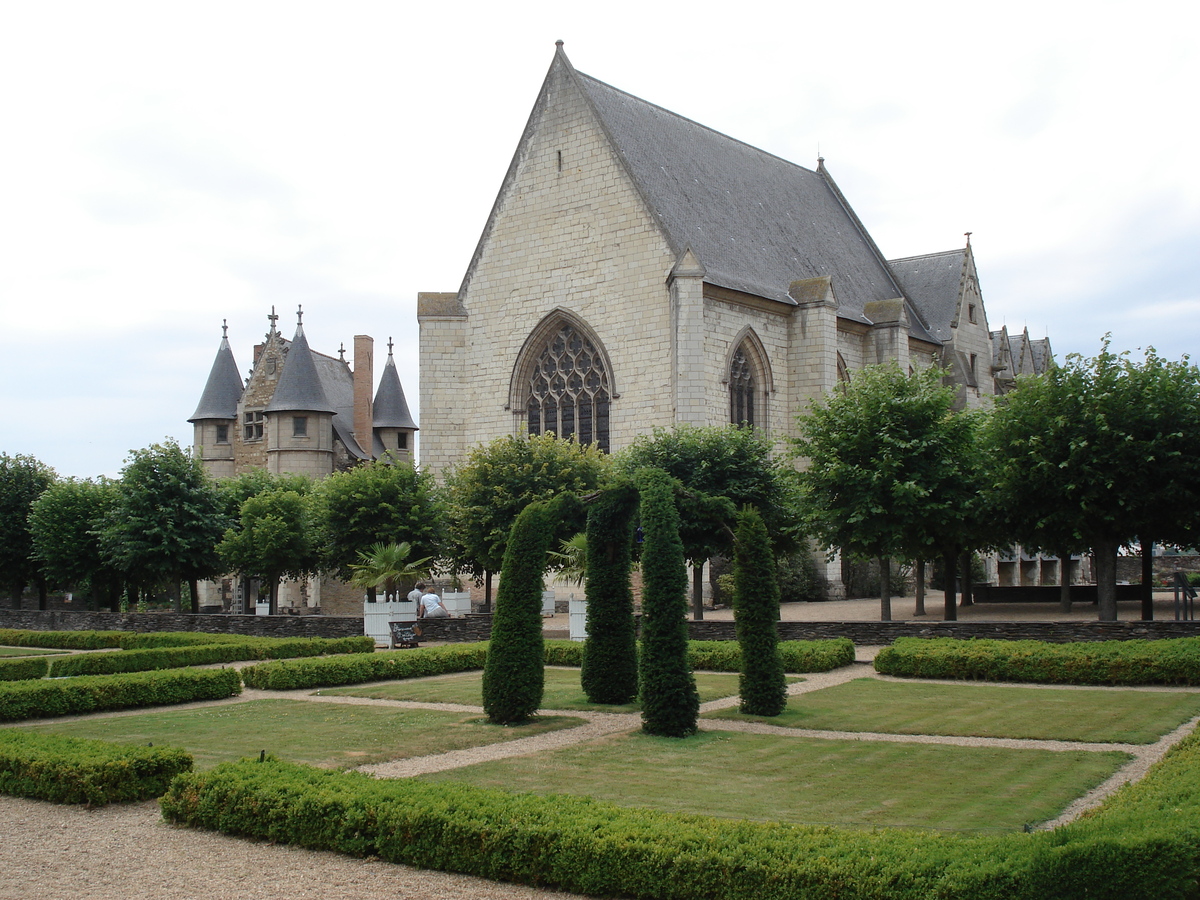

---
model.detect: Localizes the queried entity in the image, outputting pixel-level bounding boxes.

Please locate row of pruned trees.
[795,341,1200,621]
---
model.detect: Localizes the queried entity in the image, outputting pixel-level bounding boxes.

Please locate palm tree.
[348,542,433,602]
[548,532,587,586]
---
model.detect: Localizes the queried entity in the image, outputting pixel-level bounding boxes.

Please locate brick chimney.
[353,335,373,456]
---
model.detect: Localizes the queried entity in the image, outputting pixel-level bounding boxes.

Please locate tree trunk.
[914,559,926,616]
[1141,539,1155,621]
[943,552,958,621]
[1059,550,1072,614]
[366,586,377,603]
[268,577,279,616]
[959,552,973,606]
[189,578,200,614]
[1095,539,1119,621]
[692,562,704,621]
[878,557,892,622]
[172,581,182,613]
[484,571,492,614]
[37,577,48,611]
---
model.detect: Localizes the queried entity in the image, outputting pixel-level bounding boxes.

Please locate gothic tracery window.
[525,323,611,452]
[729,345,756,427]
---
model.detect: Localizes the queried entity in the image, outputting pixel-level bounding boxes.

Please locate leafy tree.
[347,542,433,602]
[0,453,56,607]
[217,488,316,615]
[616,424,797,618]
[28,478,123,610]
[580,481,640,705]
[987,341,1200,620]
[482,492,582,724]
[446,434,609,607]
[733,506,787,716]
[637,468,699,737]
[100,441,225,613]
[316,460,444,590]
[791,364,982,621]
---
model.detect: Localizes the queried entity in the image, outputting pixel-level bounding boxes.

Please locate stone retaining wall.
[0,609,363,639]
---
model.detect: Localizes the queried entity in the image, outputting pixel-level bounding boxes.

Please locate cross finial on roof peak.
[267,306,278,332]
[338,342,346,362]
[965,231,973,246]
[221,319,228,339]
[296,304,304,326]
[387,336,394,357]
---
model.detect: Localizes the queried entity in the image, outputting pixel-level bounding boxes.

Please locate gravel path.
[3,648,1198,897]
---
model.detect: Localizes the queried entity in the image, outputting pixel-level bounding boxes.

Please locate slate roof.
[310,351,369,460]
[265,325,336,415]
[189,334,243,422]
[373,351,418,431]
[571,60,935,342]
[888,249,965,343]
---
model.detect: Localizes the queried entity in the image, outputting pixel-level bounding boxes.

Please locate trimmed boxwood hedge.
[47,636,374,678]
[0,667,243,721]
[160,734,1200,900]
[875,636,1200,685]
[0,730,192,805]
[0,657,50,682]
[243,638,856,692]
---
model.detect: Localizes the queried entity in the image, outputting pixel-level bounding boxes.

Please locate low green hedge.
[160,739,1200,900]
[875,636,1200,685]
[47,636,373,678]
[0,730,192,805]
[0,657,50,682]
[244,638,856,691]
[0,667,243,721]
[241,643,491,690]
[0,628,372,652]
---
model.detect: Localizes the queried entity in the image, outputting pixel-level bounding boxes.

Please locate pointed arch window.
[729,346,756,427]
[525,322,611,452]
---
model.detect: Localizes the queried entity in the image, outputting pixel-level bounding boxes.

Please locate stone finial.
[387,337,395,357]
[297,304,304,325]
[556,39,564,49]
[338,342,346,362]
[267,306,278,332]
[221,319,228,339]
[965,231,973,246]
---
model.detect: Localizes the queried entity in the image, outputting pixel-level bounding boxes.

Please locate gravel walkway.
[3,647,1198,898]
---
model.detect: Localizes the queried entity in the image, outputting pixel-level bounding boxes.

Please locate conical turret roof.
[266,318,335,414]
[373,340,418,430]
[189,325,243,422]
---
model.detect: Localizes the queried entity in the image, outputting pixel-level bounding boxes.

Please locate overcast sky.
[2,0,1196,479]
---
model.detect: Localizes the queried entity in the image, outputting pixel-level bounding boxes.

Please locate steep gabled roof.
[265,324,335,415]
[888,249,966,343]
[460,46,937,343]
[189,329,243,422]
[573,66,908,320]
[373,347,417,431]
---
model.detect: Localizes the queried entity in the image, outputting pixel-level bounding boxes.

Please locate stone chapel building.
[189,307,418,613]
[417,44,1049,480]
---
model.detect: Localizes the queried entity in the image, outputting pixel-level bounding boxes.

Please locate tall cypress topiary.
[483,492,581,724]
[636,468,698,736]
[733,506,787,716]
[581,481,639,704]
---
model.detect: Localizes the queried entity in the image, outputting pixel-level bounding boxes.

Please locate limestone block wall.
[419,62,677,476]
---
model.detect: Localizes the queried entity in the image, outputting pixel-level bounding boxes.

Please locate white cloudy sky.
[1,0,1196,478]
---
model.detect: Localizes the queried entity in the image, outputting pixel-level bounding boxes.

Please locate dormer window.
[243,410,264,442]
[293,416,308,437]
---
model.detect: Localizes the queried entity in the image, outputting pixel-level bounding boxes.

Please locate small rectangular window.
[968,304,977,324]
[293,416,308,437]
[243,411,264,442]
[397,432,408,450]
[970,354,978,381]
[215,424,229,444]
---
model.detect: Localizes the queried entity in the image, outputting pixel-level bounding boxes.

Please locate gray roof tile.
[189,335,243,422]
[373,353,417,430]
[888,249,965,342]
[265,325,336,415]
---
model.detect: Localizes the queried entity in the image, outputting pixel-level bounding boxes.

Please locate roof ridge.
[887,248,963,264]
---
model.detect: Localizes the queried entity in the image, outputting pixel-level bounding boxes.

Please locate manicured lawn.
[0,646,64,657]
[14,699,580,770]
[323,668,794,711]
[705,678,1200,743]
[420,728,1129,831]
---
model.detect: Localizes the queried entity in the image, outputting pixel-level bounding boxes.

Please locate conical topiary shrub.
[581,481,639,705]
[636,468,698,737]
[733,506,787,716]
